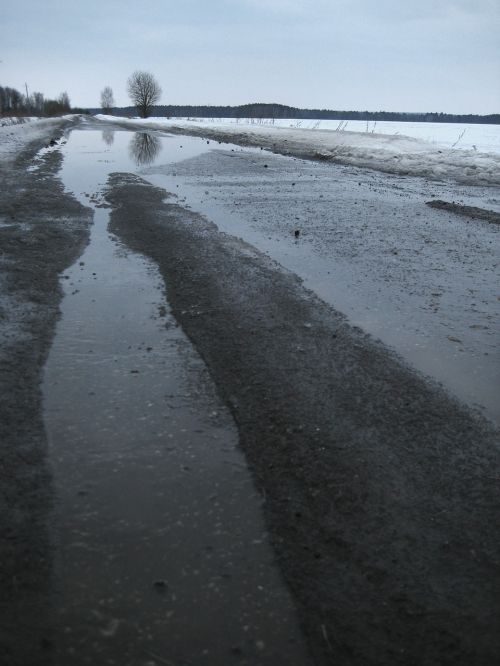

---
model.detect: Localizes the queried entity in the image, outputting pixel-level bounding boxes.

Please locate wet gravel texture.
[104,172,500,666]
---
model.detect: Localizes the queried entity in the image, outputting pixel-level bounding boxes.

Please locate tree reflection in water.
[101,128,115,146]
[129,132,161,166]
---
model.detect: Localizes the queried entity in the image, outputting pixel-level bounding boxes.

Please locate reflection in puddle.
[60,124,499,424]
[41,127,309,664]
[129,131,161,166]
[101,128,114,146]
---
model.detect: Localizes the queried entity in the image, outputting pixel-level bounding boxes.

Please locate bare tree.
[127,71,161,118]
[32,92,44,114]
[58,91,71,112]
[43,91,71,116]
[100,86,115,114]
[10,88,22,113]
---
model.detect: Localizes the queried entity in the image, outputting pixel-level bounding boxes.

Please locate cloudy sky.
[1,0,499,113]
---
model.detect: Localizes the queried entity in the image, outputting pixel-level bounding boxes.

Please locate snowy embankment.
[95,114,500,186]
[195,117,500,154]
[0,116,76,165]
[0,116,40,127]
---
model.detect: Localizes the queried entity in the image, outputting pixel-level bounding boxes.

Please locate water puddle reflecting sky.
[57,123,499,425]
[42,126,310,664]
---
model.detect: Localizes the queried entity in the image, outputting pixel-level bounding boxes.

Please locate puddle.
[49,123,499,426]
[42,128,309,664]
[141,148,499,425]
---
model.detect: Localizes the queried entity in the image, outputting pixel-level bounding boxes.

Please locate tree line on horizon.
[97,74,500,125]
[3,73,496,125]
[97,101,500,125]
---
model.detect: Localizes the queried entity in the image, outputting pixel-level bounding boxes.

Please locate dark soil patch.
[426,199,500,224]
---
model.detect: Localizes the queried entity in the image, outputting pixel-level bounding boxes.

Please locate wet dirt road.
[1,118,500,666]
[42,128,310,665]
[104,170,500,666]
[142,138,500,424]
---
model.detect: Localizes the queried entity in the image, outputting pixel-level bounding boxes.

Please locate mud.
[0,119,93,665]
[426,199,500,224]
[104,172,500,666]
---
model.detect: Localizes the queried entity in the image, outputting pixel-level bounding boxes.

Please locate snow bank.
[95,115,500,187]
[177,117,500,155]
[0,116,69,165]
[0,116,40,127]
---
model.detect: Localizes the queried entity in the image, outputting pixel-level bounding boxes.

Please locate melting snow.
[96,114,500,186]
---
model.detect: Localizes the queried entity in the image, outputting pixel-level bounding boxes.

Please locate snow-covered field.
[193,118,500,155]
[96,115,500,186]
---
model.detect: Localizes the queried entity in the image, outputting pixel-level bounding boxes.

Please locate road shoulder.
[0,119,93,665]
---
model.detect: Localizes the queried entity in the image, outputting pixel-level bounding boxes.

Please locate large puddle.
[42,128,310,664]
[53,122,499,425]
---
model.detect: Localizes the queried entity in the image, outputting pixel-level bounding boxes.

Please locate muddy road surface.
[1,118,499,666]
[0,118,93,665]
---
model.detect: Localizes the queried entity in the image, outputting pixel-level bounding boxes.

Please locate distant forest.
[96,102,500,125]
[0,84,73,117]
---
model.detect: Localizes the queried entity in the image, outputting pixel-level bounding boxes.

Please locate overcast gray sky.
[2,0,499,113]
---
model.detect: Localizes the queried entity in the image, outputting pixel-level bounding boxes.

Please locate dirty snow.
[95,114,500,186]
[0,116,40,127]
[0,116,75,165]
[186,118,500,155]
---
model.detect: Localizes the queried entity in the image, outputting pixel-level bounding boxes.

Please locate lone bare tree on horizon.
[127,71,161,118]
[100,86,115,114]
